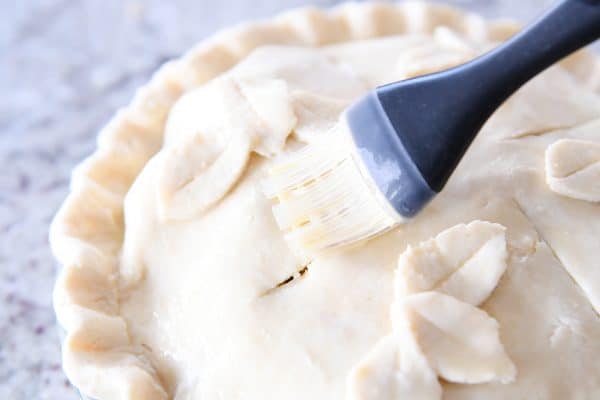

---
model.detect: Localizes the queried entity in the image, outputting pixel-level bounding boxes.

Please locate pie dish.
[50,2,600,399]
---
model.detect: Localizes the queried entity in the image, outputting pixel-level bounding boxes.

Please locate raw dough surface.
[52,5,600,399]
[119,35,600,399]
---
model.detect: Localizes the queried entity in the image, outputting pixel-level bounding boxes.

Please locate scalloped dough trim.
[49,2,600,399]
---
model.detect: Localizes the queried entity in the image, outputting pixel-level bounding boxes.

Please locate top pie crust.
[50,2,600,400]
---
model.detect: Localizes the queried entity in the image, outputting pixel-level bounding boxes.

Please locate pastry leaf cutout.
[236,76,297,157]
[545,138,600,202]
[291,90,349,143]
[396,221,508,306]
[349,221,515,399]
[348,331,442,400]
[157,132,252,221]
[158,76,297,221]
[396,292,516,385]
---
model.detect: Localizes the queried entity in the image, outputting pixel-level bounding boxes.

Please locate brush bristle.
[262,124,403,252]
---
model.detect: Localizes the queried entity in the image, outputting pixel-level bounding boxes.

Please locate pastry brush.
[262,0,600,251]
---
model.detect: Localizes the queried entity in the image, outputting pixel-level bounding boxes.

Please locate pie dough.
[545,138,600,202]
[50,2,600,400]
[348,330,441,400]
[395,221,508,306]
[396,291,516,385]
[349,221,514,399]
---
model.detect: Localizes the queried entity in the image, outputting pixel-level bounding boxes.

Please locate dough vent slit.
[503,125,567,140]
[258,264,309,298]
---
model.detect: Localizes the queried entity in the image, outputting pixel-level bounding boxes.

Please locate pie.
[50,2,600,399]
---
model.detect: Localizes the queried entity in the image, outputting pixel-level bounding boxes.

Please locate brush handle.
[377,0,600,193]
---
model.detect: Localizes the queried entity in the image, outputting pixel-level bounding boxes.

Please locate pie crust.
[50,2,600,399]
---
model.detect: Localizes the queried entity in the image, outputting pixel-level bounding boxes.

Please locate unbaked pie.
[51,2,600,399]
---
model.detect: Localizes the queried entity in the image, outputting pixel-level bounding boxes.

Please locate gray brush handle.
[347,0,600,218]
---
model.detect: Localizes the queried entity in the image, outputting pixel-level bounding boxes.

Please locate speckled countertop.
[0,0,581,398]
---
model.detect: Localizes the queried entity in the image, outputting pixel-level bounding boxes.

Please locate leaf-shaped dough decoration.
[165,75,296,155]
[396,292,516,385]
[157,133,252,221]
[396,221,508,306]
[163,78,235,147]
[545,138,600,202]
[347,332,442,400]
[290,90,349,143]
[236,77,297,156]
[158,74,300,222]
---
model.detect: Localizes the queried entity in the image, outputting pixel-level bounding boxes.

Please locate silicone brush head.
[262,0,600,252]
[262,120,406,252]
[262,93,437,252]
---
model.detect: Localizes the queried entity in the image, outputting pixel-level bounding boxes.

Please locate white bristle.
[262,125,404,252]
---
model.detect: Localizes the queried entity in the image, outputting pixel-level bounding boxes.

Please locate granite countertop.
[0,0,577,398]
